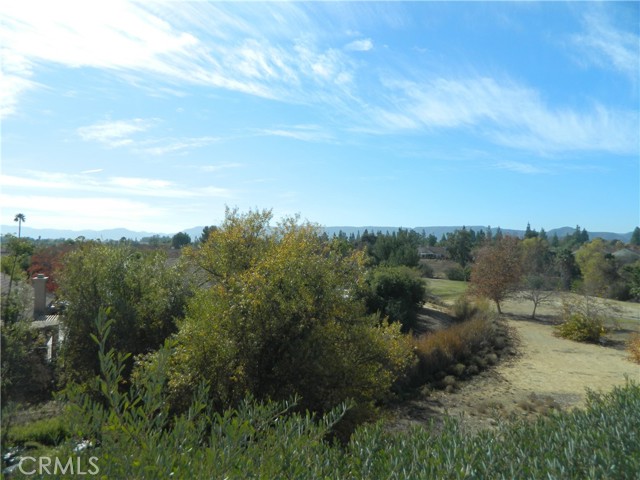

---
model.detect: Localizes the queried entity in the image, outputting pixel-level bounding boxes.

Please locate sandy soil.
[389,297,640,433]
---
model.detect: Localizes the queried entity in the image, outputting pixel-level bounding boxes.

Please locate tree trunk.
[495,300,502,314]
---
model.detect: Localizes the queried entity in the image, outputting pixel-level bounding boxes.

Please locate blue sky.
[1,1,638,234]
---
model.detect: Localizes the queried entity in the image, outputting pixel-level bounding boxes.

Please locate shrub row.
[408,299,503,387]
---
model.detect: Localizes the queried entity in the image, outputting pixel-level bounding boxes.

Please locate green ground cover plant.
[5,416,68,447]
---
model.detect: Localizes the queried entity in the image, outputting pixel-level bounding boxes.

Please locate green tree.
[445,227,473,267]
[623,261,640,300]
[470,237,522,314]
[199,225,218,244]
[164,209,413,414]
[57,243,192,385]
[554,246,579,290]
[575,239,618,296]
[13,213,25,238]
[364,266,427,332]
[1,235,35,315]
[524,222,538,239]
[370,228,420,267]
[630,227,640,246]
[171,232,191,249]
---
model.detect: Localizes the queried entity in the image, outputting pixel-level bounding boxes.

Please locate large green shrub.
[57,243,192,385]
[364,265,427,332]
[161,209,413,415]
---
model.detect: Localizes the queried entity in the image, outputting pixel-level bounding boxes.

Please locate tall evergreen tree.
[524,222,538,239]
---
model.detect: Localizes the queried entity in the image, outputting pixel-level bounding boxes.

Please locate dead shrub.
[627,334,640,364]
[410,311,496,385]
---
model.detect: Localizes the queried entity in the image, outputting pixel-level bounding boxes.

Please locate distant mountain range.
[0,224,634,243]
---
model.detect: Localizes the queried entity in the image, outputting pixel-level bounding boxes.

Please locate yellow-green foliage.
[162,209,414,415]
[627,334,640,364]
[555,312,605,343]
[555,295,618,343]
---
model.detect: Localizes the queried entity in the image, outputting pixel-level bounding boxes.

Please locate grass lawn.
[427,278,468,304]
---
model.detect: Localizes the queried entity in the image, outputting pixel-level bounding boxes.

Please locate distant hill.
[0,225,163,241]
[1,224,633,243]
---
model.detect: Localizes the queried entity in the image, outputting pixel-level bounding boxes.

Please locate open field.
[426,278,469,303]
[393,281,640,432]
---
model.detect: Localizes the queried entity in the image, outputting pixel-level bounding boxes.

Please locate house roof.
[612,248,640,264]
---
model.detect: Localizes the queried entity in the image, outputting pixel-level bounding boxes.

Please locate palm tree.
[14,213,25,238]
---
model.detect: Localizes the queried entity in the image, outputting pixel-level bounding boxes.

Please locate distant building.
[612,248,640,265]
[418,246,448,260]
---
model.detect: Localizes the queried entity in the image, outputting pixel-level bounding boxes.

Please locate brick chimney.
[33,273,48,319]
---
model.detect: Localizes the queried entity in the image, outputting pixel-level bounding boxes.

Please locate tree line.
[2,213,639,415]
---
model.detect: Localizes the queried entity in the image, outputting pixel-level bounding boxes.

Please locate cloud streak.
[345,38,373,52]
[571,9,640,80]
[1,172,234,199]
[77,119,155,147]
[494,161,549,175]
[368,76,638,154]
[257,124,334,143]
[2,1,637,158]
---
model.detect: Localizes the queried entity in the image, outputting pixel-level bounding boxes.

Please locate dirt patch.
[388,304,640,433]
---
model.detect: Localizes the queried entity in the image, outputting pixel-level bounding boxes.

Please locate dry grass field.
[391,279,640,432]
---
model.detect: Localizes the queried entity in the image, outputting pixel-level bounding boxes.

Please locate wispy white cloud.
[1,1,360,115]
[77,119,155,147]
[0,61,39,118]
[2,1,637,159]
[257,125,334,143]
[571,9,639,80]
[200,163,244,173]
[494,161,548,175]
[137,136,220,156]
[368,76,639,154]
[345,38,373,52]
[77,119,220,155]
[1,172,234,199]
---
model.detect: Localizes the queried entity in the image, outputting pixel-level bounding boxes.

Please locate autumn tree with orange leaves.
[470,236,522,314]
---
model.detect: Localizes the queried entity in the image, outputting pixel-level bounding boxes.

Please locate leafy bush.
[161,209,413,416]
[445,265,469,281]
[417,262,434,278]
[555,312,605,342]
[555,295,620,343]
[1,319,53,403]
[627,334,640,364]
[364,266,427,332]
[57,242,193,385]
